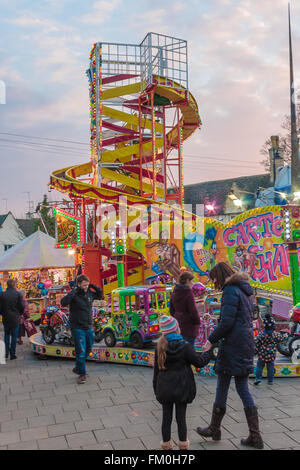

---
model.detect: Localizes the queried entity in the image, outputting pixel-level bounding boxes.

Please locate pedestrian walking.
[0,279,25,360]
[153,315,212,450]
[61,274,103,384]
[170,271,200,348]
[197,262,264,449]
[254,314,288,385]
[17,290,30,345]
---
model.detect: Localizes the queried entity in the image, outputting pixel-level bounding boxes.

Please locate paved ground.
[1,336,300,451]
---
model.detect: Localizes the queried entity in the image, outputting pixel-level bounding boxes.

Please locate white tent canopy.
[0,230,74,271]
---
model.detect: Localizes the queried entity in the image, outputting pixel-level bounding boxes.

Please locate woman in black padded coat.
[196,262,264,450]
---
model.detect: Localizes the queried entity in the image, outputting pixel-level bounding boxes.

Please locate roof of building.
[0,213,10,227]
[184,173,271,213]
[0,212,39,238]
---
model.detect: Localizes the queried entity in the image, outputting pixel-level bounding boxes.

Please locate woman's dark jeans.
[162,402,188,442]
[215,373,255,409]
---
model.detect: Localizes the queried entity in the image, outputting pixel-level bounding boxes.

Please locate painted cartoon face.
[155,245,170,258]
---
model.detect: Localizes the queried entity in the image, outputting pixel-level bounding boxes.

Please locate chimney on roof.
[269,135,284,184]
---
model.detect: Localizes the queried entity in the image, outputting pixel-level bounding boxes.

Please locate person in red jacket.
[17,290,30,345]
[169,271,200,348]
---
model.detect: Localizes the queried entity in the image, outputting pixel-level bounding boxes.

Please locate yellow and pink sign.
[187,206,299,292]
[144,206,298,293]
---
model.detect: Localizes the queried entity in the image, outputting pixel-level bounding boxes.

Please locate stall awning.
[0,230,75,271]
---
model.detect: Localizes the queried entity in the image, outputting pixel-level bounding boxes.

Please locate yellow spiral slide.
[49,35,202,292]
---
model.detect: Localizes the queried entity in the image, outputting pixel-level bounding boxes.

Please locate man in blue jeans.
[0,279,24,360]
[61,274,103,384]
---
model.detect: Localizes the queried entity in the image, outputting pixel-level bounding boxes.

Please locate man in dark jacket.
[61,274,103,384]
[0,279,25,360]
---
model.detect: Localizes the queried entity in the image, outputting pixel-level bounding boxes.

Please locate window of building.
[4,244,13,251]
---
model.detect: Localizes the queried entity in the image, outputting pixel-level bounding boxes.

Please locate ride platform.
[29,333,300,378]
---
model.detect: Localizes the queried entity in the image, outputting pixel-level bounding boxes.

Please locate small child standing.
[153,316,212,450]
[254,314,288,385]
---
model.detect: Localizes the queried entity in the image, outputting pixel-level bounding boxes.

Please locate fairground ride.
[49,33,202,294]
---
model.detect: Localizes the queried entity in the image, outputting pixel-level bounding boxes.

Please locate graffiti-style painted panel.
[183,207,299,292]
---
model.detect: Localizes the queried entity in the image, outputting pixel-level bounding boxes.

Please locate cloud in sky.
[7,15,60,32]
[0,0,300,216]
[80,0,121,25]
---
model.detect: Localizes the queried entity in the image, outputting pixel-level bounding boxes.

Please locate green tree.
[34,194,56,237]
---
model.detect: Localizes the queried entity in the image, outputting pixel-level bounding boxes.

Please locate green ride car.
[94,285,172,349]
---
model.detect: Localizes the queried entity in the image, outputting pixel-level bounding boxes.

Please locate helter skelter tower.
[50,33,201,290]
[87,32,201,207]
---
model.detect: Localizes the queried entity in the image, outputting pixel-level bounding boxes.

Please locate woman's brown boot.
[196,404,226,441]
[241,406,264,449]
[161,440,174,450]
[178,439,190,450]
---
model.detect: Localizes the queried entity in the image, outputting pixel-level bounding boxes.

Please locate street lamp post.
[288,4,300,193]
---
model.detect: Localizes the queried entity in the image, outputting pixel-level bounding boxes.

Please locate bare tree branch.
[260,90,300,171]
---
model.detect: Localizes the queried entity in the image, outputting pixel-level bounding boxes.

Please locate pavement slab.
[20,426,49,442]
[38,436,69,450]
[74,418,104,433]
[66,431,98,448]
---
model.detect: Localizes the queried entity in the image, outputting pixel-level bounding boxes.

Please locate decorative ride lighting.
[149,325,159,333]
[116,238,126,255]
[233,199,243,208]
[205,204,215,213]
[293,192,300,201]
[281,205,300,243]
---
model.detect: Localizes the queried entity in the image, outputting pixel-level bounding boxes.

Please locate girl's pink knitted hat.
[159,316,179,334]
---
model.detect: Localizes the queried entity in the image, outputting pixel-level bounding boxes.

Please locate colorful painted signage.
[183,206,299,292]
[53,207,84,248]
[142,206,298,293]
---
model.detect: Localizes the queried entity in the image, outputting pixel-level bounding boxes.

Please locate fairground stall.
[0,230,75,322]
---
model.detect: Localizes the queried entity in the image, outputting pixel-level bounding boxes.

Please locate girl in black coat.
[196,262,264,449]
[153,315,212,450]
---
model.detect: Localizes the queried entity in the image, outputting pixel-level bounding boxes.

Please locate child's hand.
[202,340,212,352]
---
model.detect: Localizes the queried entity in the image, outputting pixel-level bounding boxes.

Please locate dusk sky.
[0,0,299,217]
